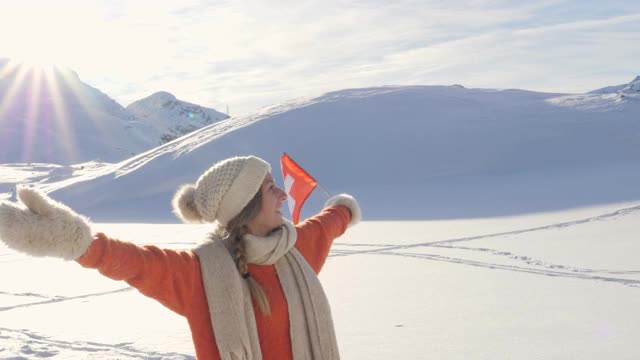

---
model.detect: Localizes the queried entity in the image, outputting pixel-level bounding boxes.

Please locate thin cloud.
[4,1,636,114]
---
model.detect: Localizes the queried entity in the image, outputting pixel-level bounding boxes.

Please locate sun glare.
[0,56,80,163]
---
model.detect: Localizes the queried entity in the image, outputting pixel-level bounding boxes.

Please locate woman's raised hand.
[0,185,93,260]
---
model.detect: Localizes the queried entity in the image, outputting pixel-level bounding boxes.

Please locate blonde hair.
[215,189,271,315]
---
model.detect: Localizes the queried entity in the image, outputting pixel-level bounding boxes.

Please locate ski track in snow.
[0,288,133,312]
[331,204,640,288]
[334,203,640,253]
[331,245,640,288]
[0,291,53,299]
[1,203,638,312]
[372,250,640,288]
[0,327,194,360]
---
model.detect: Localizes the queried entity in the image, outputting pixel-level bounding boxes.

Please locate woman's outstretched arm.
[77,233,202,316]
[294,193,361,273]
[0,185,201,316]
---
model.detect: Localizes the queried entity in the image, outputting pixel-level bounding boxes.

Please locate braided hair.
[214,189,271,315]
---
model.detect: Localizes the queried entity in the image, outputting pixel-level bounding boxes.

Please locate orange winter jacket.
[77,206,351,360]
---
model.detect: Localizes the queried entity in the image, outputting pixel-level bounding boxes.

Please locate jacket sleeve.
[76,233,202,316]
[294,206,351,274]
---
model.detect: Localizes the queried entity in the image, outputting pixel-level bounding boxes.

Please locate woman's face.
[247,173,287,236]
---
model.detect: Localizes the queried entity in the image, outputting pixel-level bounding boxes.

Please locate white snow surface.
[0,207,639,359]
[1,79,640,359]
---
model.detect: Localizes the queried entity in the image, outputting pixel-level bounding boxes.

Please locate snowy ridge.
[587,75,640,95]
[36,95,313,196]
[546,76,639,111]
[620,75,640,93]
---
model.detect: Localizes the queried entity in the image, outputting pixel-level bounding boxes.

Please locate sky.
[1,0,639,115]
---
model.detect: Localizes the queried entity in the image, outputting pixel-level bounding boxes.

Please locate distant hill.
[41,84,640,221]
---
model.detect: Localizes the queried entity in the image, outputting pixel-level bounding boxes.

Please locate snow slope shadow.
[356,162,640,220]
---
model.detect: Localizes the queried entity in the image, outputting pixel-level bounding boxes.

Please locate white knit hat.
[172,156,271,226]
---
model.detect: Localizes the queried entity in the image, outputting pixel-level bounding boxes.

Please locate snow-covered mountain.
[32,83,640,222]
[0,60,228,164]
[621,75,640,93]
[0,59,158,165]
[588,75,640,95]
[127,91,229,145]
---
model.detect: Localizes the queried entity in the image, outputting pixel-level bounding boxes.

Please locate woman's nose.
[278,187,287,201]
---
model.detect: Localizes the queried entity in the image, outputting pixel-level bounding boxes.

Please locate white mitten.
[325,193,362,227]
[0,185,93,260]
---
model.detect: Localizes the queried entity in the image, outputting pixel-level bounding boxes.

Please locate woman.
[0,155,361,360]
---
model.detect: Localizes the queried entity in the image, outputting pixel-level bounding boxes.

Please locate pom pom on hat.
[172,184,202,223]
[172,156,271,226]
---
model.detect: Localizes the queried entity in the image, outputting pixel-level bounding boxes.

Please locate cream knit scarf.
[193,220,339,360]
